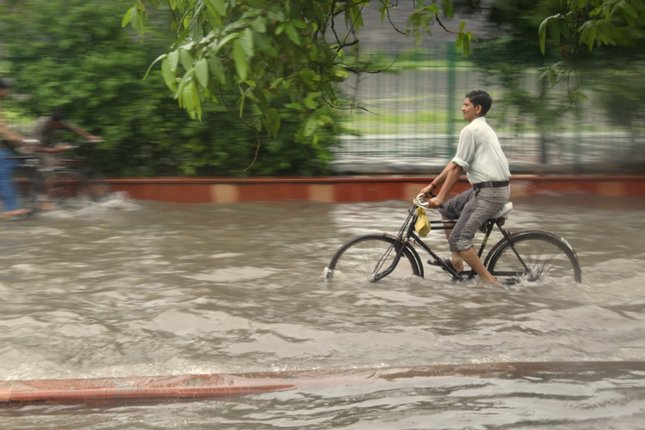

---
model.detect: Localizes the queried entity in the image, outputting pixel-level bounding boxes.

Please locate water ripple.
[2,195,645,427]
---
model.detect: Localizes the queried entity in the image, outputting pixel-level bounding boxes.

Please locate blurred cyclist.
[30,111,102,209]
[0,78,33,219]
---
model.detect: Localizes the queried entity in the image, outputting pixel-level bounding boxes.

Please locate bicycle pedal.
[429,258,465,281]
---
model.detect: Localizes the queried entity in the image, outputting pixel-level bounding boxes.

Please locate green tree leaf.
[239,28,254,56]
[161,56,178,90]
[205,0,226,16]
[233,39,249,81]
[167,50,179,72]
[121,6,136,27]
[284,22,301,45]
[207,56,226,84]
[195,58,209,88]
[179,47,193,71]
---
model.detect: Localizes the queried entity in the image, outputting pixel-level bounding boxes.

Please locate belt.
[473,180,509,190]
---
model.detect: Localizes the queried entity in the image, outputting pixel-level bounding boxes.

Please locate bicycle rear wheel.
[485,230,582,284]
[325,234,422,282]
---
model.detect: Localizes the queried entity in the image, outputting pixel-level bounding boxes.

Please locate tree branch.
[379,0,406,35]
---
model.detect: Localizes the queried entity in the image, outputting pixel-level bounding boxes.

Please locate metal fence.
[332,43,643,174]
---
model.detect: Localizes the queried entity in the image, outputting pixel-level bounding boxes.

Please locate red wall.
[107,175,645,203]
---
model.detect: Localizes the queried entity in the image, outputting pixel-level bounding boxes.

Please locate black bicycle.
[325,198,582,285]
[12,141,109,210]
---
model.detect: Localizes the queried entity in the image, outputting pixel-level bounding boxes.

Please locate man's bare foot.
[450,254,464,273]
[2,208,31,220]
[480,275,503,289]
[455,247,504,289]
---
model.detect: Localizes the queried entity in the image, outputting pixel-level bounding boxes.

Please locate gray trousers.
[439,186,510,252]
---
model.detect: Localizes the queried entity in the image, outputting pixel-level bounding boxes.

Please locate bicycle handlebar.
[413,192,441,209]
[41,140,103,152]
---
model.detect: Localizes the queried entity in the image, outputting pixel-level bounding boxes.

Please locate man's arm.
[60,120,101,141]
[0,119,27,143]
[428,162,463,208]
[419,161,464,199]
[0,119,34,154]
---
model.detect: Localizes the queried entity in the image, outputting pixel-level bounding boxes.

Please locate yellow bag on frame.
[414,207,431,236]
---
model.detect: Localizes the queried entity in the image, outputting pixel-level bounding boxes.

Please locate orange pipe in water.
[2,361,645,405]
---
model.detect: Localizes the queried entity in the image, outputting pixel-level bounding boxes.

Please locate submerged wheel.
[48,170,88,202]
[81,170,110,201]
[50,169,109,203]
[485,230,582,284]
[325,234,422,282]
[13,165,40,211]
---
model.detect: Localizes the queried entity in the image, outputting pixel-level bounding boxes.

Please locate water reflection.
[1,193,645,428]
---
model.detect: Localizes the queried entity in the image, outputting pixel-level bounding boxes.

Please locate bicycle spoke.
[326,235,420,282]
[487,231,581,284]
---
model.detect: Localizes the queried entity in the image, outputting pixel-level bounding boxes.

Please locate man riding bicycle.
[419,90,511,288]
[28,111,101,209]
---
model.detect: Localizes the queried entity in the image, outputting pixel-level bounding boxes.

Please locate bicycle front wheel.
[48,170,88,202]
[325,234,422,282]
[50,169,109,203]
[81,169,109,201]
[485,230,582,284]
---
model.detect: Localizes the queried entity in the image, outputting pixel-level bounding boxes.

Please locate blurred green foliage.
[539,0,645,54]
[471,0,644,162]
[3,0,641,176]
[0,0,342,177]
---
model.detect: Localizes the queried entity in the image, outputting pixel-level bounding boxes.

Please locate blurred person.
[0,78,33,219]
[30,111,102,209]
[419,90,510,288]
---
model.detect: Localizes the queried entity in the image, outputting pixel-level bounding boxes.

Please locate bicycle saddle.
[493,201,513,220]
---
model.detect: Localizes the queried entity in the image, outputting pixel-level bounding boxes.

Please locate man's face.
[0,88,7,99]
[461,98,481,122]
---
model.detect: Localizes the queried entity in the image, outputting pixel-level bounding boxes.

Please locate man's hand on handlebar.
[417,193,444,209]
[54,143,75,152]
[427,195,444,209]
[86,134,103,143]
[418,182,442,208]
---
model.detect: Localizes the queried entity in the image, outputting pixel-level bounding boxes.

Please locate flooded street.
[2,193,645,428]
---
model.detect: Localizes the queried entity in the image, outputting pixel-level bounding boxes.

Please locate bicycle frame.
[372,206,531,282]
[9,141,107,207]
[370,208,419,281]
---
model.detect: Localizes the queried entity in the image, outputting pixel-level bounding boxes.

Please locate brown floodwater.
[1,192,645,429]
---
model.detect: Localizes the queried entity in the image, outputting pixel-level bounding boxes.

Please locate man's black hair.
[0,78,11,90]
[465,90,492,116]
[51,109,65,122]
